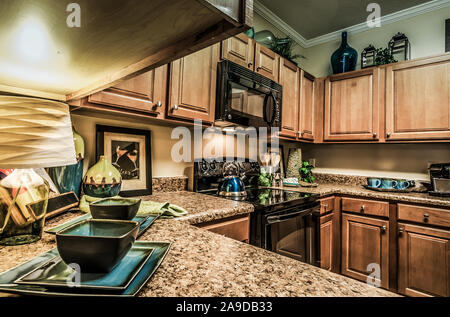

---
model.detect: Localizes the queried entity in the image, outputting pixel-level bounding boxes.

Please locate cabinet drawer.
[398,204,450,228]
[341,197,389,217]
[198,215,250,242]
[320,196,335,215]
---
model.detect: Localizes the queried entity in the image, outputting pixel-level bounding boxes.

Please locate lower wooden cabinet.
[398,223,450,297]
[197,214,250,243]
[341,213,389,289]
[320,213,334,271]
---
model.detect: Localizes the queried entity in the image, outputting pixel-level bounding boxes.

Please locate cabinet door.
[88,66,167,118]
[221,33,254,69]
[198,215,250,243]
[398,223,450,297]
[167,43,220,123]
[324,68,380,141]
[385,55,450,140]
[279,58,299,138]
[254,43,279,82]
[320,213,334,271]
[341,213,389,289]
[298,70,315,141]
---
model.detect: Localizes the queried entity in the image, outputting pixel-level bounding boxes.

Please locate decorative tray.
[45,213,159,237]
[0,241,171,297]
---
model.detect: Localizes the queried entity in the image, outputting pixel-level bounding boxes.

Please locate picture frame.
[96,125,152,197]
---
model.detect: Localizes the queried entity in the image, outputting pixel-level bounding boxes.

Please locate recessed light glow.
[14,18,50,62]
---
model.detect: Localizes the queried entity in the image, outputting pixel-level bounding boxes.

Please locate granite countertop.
[0,210,396,297]
[276,183,450,208]
[141,191,254,224]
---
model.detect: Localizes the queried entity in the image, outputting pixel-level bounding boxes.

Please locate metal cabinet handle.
[256,66,262,72]
[248,62,253,68]
[373,133,377,138]
[386,133,391,138]
[424,213,429,222]
[156,101,162,107]
[172,104,178,111]
[361,205,365,212]
[398,227,404,235]
[381,225,387,233]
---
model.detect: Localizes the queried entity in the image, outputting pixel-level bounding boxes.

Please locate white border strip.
[254,0,450,48]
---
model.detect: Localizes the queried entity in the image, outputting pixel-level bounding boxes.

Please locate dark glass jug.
[331,31,358,74]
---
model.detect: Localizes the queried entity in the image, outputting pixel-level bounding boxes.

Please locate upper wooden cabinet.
[88,66,167,118]
[324,68,381,141]
[341,213,389,289]
[279,58,300,138]
[221,33,255,70]
[398,223,450,297]
[298,70,316,141]
[221,34,280,82]
[254,43,280,82]
[385,54,450,141]
[167,44,220,123]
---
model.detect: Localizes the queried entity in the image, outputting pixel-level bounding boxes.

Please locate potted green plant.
[299,161,315,184]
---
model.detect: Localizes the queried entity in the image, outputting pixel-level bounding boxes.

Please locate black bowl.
[89,198,142,220]
[56,219,139,273]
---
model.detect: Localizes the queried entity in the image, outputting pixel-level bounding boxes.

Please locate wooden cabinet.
[320,213,334,271]
[385,54,450,140]
[341,197,389,218]
[398,223,450,297]
[254,43,279,82]
[324,68,381,141]
[197,214,250,243]
[279,58,299,138]
[221,33,254,70]
[341,213,389,288]
[298,70,316,141]
[167,43,220,123]
[88,66,168,117]
[319,196,339,273]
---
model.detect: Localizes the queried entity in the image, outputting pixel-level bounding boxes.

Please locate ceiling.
[258,0,433,39]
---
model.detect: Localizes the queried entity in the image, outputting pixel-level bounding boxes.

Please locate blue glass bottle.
[331,32,358,74]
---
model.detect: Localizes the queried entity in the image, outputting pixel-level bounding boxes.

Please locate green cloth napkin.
[79,195,188,219]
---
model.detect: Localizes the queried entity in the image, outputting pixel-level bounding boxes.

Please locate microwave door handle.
[263,94,270,124]
[264,91,277,125]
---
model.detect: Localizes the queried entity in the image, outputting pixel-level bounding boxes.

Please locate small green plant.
[258,168,272,187]
[374,47,397,66]
[299,161,315,184]
[270,37,305,65]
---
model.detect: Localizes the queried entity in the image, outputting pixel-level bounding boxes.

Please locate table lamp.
[0,96,76,245]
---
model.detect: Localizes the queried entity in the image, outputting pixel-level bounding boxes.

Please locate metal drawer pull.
[423,213,429,222]
[248,62,253,68]
[256,66,262,72]
[156,101,162,107]
[381,225,387,233]
[398,227,404,234]
[361,205,365,212]
[172,104,178,111]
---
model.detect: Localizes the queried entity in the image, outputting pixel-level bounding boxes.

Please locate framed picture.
[96,125,152,197]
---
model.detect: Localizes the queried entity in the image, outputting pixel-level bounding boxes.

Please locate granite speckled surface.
[152,176,188,192]
[140,191,254,225]
[0,212,397,297]
[279,183,450,208]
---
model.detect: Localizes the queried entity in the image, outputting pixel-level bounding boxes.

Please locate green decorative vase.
[48,127,85,198]
[82,156,122,198]
[331,31,358,74]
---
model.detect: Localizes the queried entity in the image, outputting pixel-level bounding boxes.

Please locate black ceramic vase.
[331,31,358,74]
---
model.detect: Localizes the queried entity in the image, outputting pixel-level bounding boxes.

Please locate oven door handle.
[266,207,317,224]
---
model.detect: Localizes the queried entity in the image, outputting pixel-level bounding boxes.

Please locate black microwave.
[215,60,282,128]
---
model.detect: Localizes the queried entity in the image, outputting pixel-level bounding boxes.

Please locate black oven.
[250,201,321,266]
[215,60,282,128]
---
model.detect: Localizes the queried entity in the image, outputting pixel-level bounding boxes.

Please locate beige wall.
[300,143,450,180]
[302,7,450,77]
[70,111,193,180]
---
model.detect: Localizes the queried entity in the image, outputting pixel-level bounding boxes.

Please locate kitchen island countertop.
[0,190,397,297]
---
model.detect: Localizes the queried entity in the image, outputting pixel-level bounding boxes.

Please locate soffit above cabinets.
[0,0,252,101]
